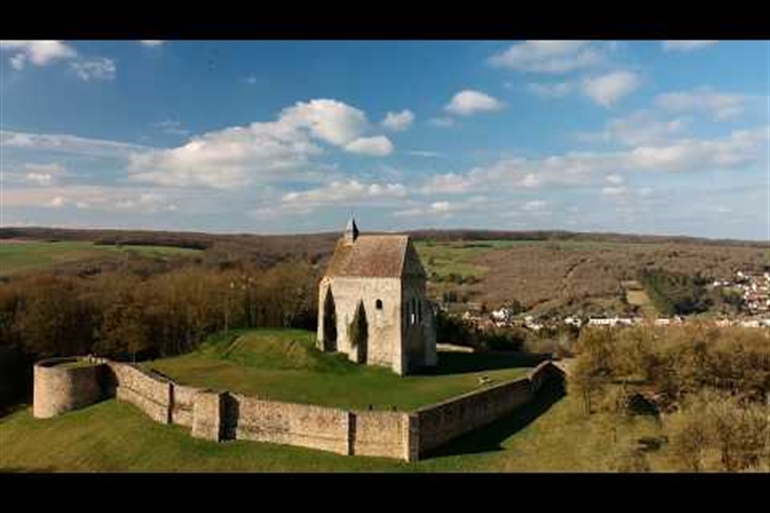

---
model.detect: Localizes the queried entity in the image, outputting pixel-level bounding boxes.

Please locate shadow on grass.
[423,376,566,459]
[417,351,550,376]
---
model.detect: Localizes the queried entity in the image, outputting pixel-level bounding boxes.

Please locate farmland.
[0,240,201,276]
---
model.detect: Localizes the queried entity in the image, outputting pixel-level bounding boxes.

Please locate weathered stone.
[191,390,225,441]
[317,219,437,375]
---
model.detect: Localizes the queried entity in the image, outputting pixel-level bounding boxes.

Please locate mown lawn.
[0,240,201,276]
[0,380,668,472]
[145,329,533,411]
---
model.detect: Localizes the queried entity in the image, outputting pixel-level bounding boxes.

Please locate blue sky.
[1,40,768,239]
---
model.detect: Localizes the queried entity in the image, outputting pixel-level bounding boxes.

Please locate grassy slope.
[146,329,531,411]
[0,241,201,276]
[0,383,667,472]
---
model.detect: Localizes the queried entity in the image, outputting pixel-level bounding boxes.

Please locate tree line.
[0,259,319,410]
[569,324,769,472]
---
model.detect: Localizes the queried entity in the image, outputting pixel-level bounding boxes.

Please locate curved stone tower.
[33,357,105,419]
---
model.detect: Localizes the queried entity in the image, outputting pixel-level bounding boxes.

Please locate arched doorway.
[322,287,337,351]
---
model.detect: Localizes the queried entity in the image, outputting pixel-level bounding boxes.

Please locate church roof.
[325,234,422,278]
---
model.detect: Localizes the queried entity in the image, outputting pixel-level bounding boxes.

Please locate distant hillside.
[2,226,766,250]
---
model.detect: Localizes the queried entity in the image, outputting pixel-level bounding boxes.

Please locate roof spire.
[344,215,359,244]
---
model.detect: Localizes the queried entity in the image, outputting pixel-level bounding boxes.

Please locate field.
[145,329,532,411]
[0,240,201,276]
[0,381,670,472]
[622,280,658,318]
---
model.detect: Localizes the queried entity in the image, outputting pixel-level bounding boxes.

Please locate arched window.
[376,299,383,310]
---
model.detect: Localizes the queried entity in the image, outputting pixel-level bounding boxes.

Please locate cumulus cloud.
[280,99,368,146]
[69,57,116,81]
[419,126,768,196]
[344,136,394,156]
[0,40,77,69]
[582,71,640,107]
[128,98,393,189]
[445,90,503,116]
[528,81,573,99]
[581,110,690,146]
[662,41,718,52]
[488,41,604,74]
[654,87,745,120]
[253,179,407,217]
[139,40,165,47]
[381,110,414,131]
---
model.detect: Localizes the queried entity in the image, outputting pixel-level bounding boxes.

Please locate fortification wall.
[32,355,563,462]
[350,409,413,460]
[172,383,205,427]
[33,358,105,419]
[107,362,171,424]
[411,361,562,456]
[227,394,352,455]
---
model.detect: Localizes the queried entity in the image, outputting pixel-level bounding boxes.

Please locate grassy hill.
[0,240,201,276]
[144,329,532,411]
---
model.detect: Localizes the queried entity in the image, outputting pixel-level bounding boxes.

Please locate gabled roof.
[324,235,425,279]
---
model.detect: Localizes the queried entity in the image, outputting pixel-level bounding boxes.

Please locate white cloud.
[418,126,768,195]
[139,40,165,47]
[605,174,624,185]
[128,98,393,189]
[528,81,573,99]
[254,179,407,217]
[23,163,66,186]
[154,119,190,135]
[392,200,458,218]
[1,130,148,158]
[601,186,627,196]
[69,57,116,81]
[654,87,745,120]
[381,110,414,131]
[0,40,77,69]
[421,173,475,194]
[407,150,442,158]
[344,136,394,156]
[488,41,604,74]
[522,200,548,211]
[280,99,368,146]
[582,110,690,146]
[582,71,640,107]
[428,117,456,128]
[49,196,66,208]
[445,90,503,116]
[2,185,182,213]
[662,41,718,52]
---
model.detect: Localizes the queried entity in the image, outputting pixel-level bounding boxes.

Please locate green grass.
[0,241,201,276]
[145,329,532,411]
[415,241,495,279]
[0,381,669,472]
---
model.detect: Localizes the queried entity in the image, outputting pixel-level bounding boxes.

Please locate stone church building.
[317,218,437,375]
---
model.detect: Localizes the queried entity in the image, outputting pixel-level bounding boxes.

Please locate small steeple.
[343,216,359,245]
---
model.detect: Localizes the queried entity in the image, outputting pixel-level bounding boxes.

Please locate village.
[454,269,770,333]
